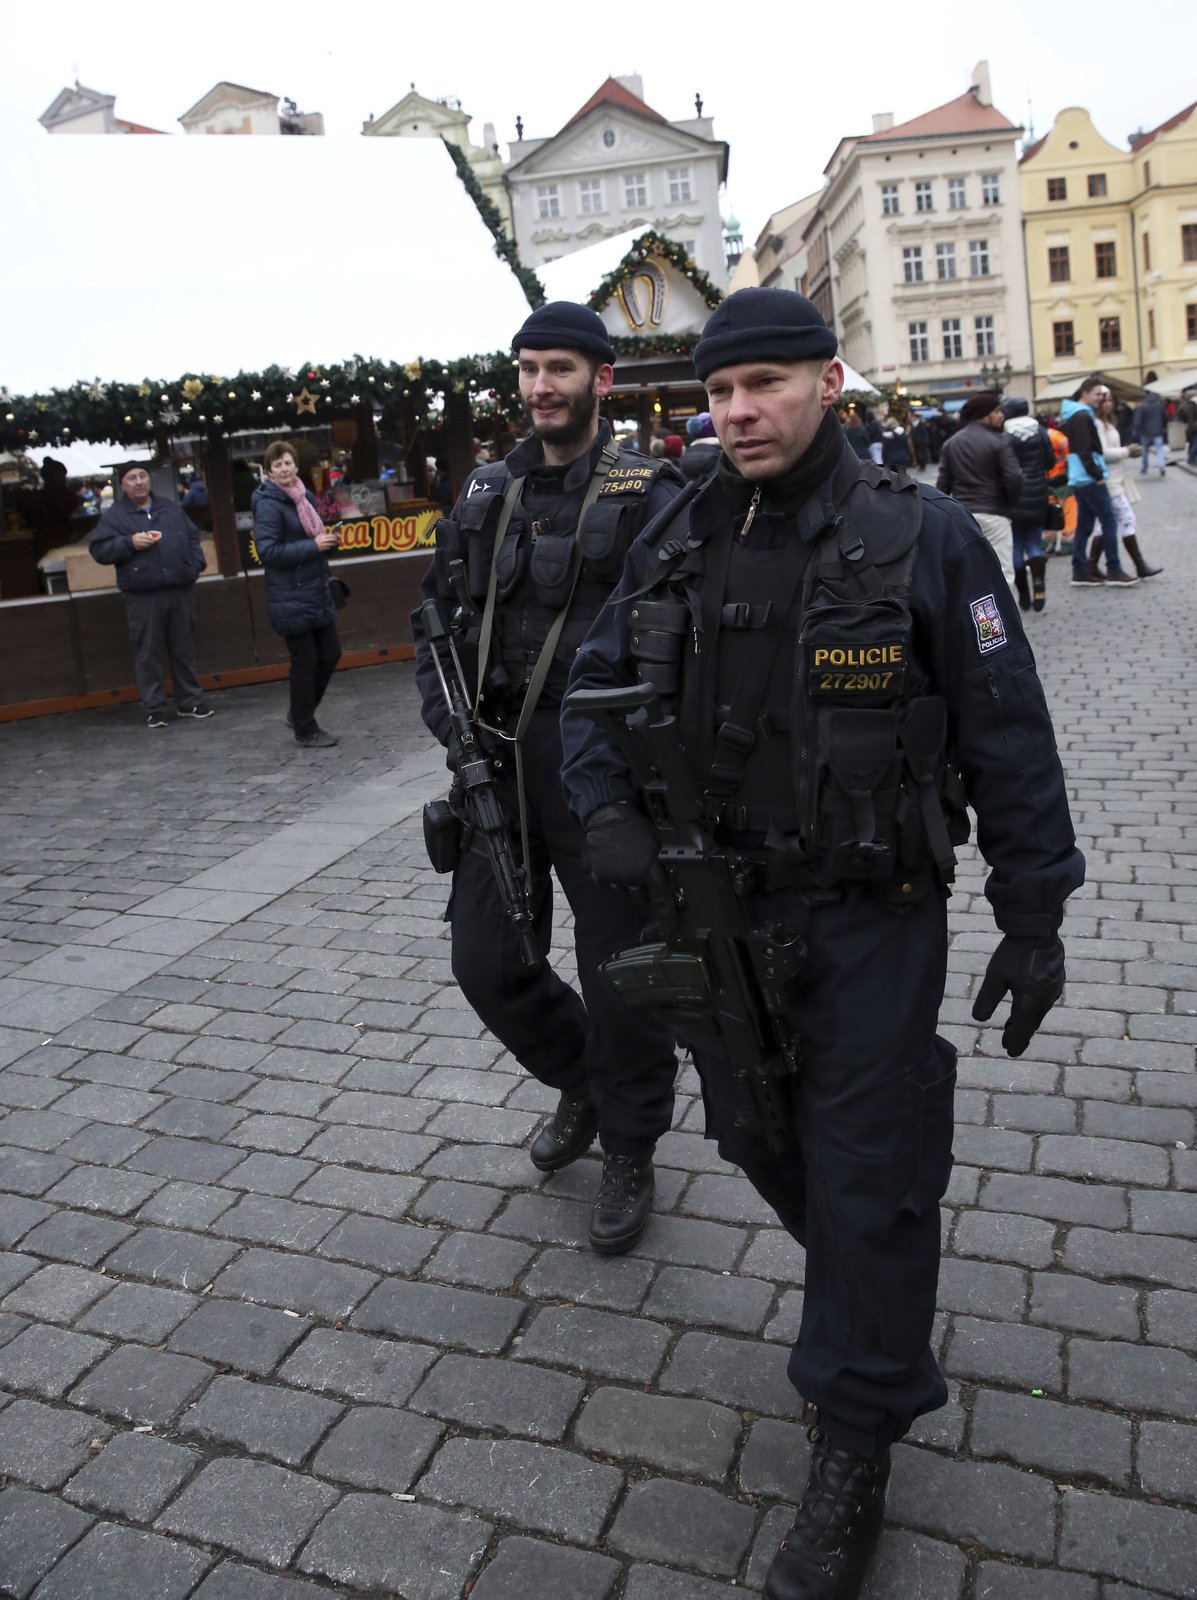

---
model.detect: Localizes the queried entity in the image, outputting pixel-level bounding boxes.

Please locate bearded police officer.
[412,302,681,1254]
[560,289,1084,1599]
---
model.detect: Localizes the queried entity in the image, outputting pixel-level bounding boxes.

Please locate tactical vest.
[628,460,969,898]
[435,445,676,709]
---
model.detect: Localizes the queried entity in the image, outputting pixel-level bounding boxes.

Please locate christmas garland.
[589,231,724,317]
[442,139,545,311]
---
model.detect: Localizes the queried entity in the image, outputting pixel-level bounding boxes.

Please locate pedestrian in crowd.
[1001,396,1055,613]
[910,414,930,469]
[648,437,666,458]
[880,412,913,469]
[680,411,722,480]
[182,474,209,509]
[1180,390,1197,466]
[560,287,1083,1600]
[935,391,1023,588]
[1063,377,1138,588]
[865,409,883,465]
[1132,388,1168,477]
[662,433,685,463]
[840,407,870,461]
[89,461,213,729]
[251,440,343,748]
[1091,388,1161,580]
[412,302,681,1255]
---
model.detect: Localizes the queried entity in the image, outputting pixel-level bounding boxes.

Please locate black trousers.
[449,707,676,1150]
[285,622,341,736]
[123,587,204,713]
[696,884,955,1458]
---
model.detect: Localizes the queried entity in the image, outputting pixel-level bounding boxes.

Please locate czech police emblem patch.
[970,593,1007,655]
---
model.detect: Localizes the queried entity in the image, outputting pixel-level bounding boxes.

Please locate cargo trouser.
[123,587,204,713]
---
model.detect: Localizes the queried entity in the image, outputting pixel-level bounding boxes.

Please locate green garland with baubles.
[442,138,546,311]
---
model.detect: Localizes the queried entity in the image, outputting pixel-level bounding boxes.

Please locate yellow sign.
[247,508,440,568]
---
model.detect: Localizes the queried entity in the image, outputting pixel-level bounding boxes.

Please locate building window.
[909,321,929,363]
[680,240,697,261]
[915,180,933,213]
[1188,303,1197,342]
[902,245,924,283]
[1143,232,1152,270]
[1099,316,1122,353]
[948,177,966,210]
[936,242,957,280]
[1088,173,1108,197]
[1144,160,1151,186]
[536,184,560,220]
[624,171,648,208]
[981,173,1001,206]
[578,178,603,215]
[975,315,996,357]
[1048,245,1071,283]
[1047,177,1067,202]
[881,183,900,215]
[667,166,692,203]
[1094,240,1117,278]
[969,239,991,277]
[1053,320,1076,357]
[942,318,963,360]
[1183,223,1197,263]
[1148,308,1156,346]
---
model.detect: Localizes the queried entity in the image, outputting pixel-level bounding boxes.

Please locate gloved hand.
[583,802,662,891]
[972,934,1066,1057]
[445,732,465,774]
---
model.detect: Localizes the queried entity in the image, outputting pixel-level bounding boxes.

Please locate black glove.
[972,935,1065,1057]
[445,732,464,774]
[583,802,662,891]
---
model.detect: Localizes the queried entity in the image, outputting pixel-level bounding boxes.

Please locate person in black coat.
[251,440,342,748]
[1001,397,1055,613]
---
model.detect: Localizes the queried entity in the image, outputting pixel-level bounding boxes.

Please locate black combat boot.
[1013,565,1031,611]
[589,1146,654,1255]
[762,1426,890,1600]
[529,1092,598,1173]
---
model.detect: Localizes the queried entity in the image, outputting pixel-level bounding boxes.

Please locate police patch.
[970,593,1008,654]
[599,464,655,497]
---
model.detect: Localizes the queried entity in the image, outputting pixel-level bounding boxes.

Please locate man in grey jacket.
[936,391,1023,589]
[1132,391,1167,476]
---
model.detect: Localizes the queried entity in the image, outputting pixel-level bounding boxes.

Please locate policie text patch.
[808,641,906,701]
[598,464,655,497]
[969,593,1008,655]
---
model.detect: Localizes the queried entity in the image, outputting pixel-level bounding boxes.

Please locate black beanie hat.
[960,391,1001,425]
[117,459,152,482]
[693,288,838,382]
[512,301,617,365]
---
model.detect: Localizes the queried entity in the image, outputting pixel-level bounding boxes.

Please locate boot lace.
[777,1428,883,1575]
[595,1154,647,1214]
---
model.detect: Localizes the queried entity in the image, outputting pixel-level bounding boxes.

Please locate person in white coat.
[1089,390,1161,579]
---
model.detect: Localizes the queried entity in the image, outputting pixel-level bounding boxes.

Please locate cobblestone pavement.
[1,467,1195,1600]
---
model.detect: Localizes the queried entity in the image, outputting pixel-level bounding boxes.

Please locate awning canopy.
[1035,372,1144,405]
[1145,366,1197,396]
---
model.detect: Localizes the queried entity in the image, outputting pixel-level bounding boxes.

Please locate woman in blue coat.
[251,440,342,748]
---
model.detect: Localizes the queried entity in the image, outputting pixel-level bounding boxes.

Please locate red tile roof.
[566,77,667,128]
[862,89,1018,142]
[1019,132,1048,165]
[114,118,168,135]
[1129,101,1196,151]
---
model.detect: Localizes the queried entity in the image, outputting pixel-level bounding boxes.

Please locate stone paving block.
[2,1264,109,1324]
[353,1278,523,1354]
[213,1247,376,1320]
[47,1083,166,1127]
[1058,1486,1197,1595]
[1145,1289,1197,1353]
[521,1246,653,1312]
[576,1387,739,1482]
[0,1252,38,1297]
[220,1151,317,1197]
[952,1125,1034,1172]
[0,1198,53,1249]
[885,1443,1057,1559]
[212,1193,342,1252]
[125,1134,244,1183]
[739,1228,806,1283]
[979,1171,1128,1227]
[103,1225,240,1290]
[236,1079,335,1117]
[168,1298,310,1377]
[410,1352,584,1440]
[681,1172,779,1225]
[55,1126,149,1168]
[490,1192,592,1249]
[469,1537,619,1600]
[409,1177,505,1230]
[17,1210,133,1268]
[181,1373,342,1467]
[0,1074,70,1112]
[0,1487,93,1600]
[628,1211,744,1270]
[936,1257,1027,1316]
[190,1562,331,1600]
[420,1141,543,1188]
[1036,1134,1171,1188]
[69,1051,176,1089]
[970,1389,1131,1487]
[607,1477,756,1576]
[943,1315,1064,1391]
[1137,1419,1197,1506]
[644,1263,775,1334]
[0,1312,29,1348]
[156,1065,258,1102]
[622,1564,750,1600]
[41,1165,163,1218]
[279,1328,437,1406]
[421,1231,535,1291]
[63,1430,200,1521]
[857,1530,971,1599]
[1028,1271,1140,1339]
[1063,1227,1197,1290]
[156,1456,339,1567]
[319,1089,436,1133]
[33,1521,213,1600]
[292,1164,424,1220]
[224,1114,320,1154]
[0,1146,72,1195]
[420,1436,622,1541]
[0,1398,108,1490]
[516,1304,670,1383]
[141,1096,246,1141]
[738,1417,813,1497]
[975,1565,1098,1598]
[660,1330,804,1418]
[296,1492,491,1600]
[763,1288,805,1345]
[1129,1188,1197,1238]
[135,1178,237,1229]
[69,1343,212,1426]
[311,1404,442,1493]
[0,1324,108,1400]
[952,1209,1058,1268]
[316,1214,440,1275]
[302,1126,437,1173]
[1068,1337,1196,1419]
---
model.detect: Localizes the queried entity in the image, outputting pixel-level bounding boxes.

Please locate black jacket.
[1002,403,1055,528]
[679,440,721,482]
[937,422,1023,517]
[250,480,337,637]
[1132,394,1166,439]
[89,494,206,593]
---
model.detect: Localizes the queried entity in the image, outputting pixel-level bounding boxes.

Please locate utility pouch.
[460,492,504,601]
[803,596,911,706]
[422,798,462,875]
[630,597,689,696]
[578,498,629,582]
[528,530,576,609]
[814,706,902,881]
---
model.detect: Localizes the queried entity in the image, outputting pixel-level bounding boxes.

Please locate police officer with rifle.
[412,301,682,1255]
[560,289,1084,1599]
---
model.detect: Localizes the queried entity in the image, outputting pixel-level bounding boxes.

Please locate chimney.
[483,121,497,149]
[614,74,645,102]
[971,61,992,107]
[872,113,894,133]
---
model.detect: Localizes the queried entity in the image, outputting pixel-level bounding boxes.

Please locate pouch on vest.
[528,529,578,610]
[578,498,631,584]
[422,797,462,875]
[459,490,504,602]
[814,707,903,881]
[630,597,689,696]
[895,697,968,880]
[803,596,911,706]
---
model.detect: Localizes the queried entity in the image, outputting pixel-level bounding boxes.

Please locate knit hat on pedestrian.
[662,434,684,458]
[687,412,717,439]
[116,459,151,482]
[693,288,838,382]
[511,301,617,365]
[960,392,1001,425]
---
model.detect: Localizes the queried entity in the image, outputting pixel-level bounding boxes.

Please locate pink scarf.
[281,478,325,540]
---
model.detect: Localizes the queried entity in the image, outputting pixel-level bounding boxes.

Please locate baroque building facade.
[363,90,512,236]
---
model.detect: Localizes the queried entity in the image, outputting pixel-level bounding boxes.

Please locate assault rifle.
[569,682,804,1152]
[418,597,541,969]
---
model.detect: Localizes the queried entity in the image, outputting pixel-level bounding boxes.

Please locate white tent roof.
[2,136,533,391]
[28,440,152,477]
[536,228,646,306]
[1146,366,1197,396]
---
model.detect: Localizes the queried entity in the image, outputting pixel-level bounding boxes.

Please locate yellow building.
[1020,103,1197,396]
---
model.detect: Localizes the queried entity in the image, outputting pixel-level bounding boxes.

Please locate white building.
[816,63,1033,399]
[363,89,511,236]
[39,83,165,136]
[504,76,729,287]
[178,82,324,137]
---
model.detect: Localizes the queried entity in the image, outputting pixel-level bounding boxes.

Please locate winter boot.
[1122,535,1161,577]
[529,1092,599,1173]
[1087,536,1104,580]
[1013,565,1031,612]
[1028,555,1048,612]
[763,1425,891,1600]
[589,1146,654,1254]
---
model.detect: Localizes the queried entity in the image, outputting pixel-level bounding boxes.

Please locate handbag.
[1045,499,1065,532]
[329,575,351,610]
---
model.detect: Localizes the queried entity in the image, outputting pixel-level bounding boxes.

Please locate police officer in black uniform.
[413,302,681,1255]
[560,289,1084,1598]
